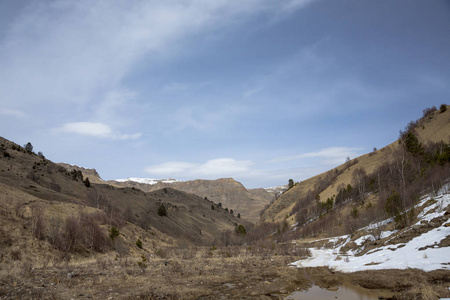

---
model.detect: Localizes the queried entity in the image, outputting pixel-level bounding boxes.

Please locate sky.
[0,0,449,189]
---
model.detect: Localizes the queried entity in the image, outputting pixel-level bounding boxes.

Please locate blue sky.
[1,0,449,188]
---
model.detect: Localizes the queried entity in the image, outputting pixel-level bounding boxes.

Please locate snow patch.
[290,189,450,273]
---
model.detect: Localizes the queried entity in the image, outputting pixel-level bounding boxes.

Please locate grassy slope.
[262,105,450,225]
[0,137,247,249]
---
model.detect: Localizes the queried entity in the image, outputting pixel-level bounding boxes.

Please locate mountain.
[106,177,274,223]
[56,165,276,224]
[261,105,450,238]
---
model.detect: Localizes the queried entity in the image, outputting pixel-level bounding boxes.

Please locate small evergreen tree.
[24,142,33,153]
[83,177,91,188]
[288,179,294,189]
[109,226,120,240]
[157,204,167,216]
[136,239,143,249]
[237,213,241,218]
[440,104,447,113]
[235,224,246,236]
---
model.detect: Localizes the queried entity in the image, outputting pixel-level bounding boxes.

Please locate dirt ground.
[1,246,449,299]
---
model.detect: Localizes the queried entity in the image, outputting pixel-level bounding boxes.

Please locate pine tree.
[157,204,167,216]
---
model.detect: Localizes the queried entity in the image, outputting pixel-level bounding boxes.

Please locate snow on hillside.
[265,185,288,195]
[114,178,179,185]
[290,186,450,273]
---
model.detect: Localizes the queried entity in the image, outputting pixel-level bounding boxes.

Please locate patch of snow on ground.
[354,235,375,246]
[380,230,398,239]
[291,189,450,273]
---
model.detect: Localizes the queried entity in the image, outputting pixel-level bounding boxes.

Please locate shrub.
[440,104,447,113]
[157,204,167,216]
[31,206,46,240]
[235,224,246,236]
[350,207,358,219]
[83,177,91,188]
[109,226,120,240]
[10,249,21,261]
[422,106,436,118]
[136,238,143,249]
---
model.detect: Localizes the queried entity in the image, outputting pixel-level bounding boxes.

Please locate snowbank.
[290,190,450,273]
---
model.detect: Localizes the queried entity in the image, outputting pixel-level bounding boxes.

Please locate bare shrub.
[422,106,437,118]
[10,248,21,261]
[80,212,109,252]
[155,248,168,258]
[60,216,81,252]
[170,261,183,274]
[97,257,110,270]
[20,261,34,278]
[31,206,46,240]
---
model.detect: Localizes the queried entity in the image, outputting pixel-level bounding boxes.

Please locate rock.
[20,206,32,219]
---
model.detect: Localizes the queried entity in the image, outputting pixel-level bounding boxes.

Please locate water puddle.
[284,283,393,300]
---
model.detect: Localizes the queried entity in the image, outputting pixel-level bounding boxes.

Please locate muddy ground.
[0,246,449,299]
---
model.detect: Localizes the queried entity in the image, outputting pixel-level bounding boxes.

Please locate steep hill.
[57,162,275,224]
[261,105,450,238]
[0,137,247,247]
[110,178,273,223]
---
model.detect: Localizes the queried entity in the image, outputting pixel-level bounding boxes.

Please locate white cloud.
[281,0,316,13]
[0,108,25,118]
[59,122,141,140]
[144,157,330,188]
[145,158,253,179]
[271,147,363,165]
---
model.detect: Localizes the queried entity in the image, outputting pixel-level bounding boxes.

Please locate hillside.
[56,168,275,223]
[109,178,273,223]
[0,137,247,247]
[261,105,450,237]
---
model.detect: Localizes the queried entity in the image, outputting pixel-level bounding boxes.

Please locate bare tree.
[352,167,367,203]
[31,206,45,240]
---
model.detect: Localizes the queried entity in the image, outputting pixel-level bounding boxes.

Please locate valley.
[0,105,449,299]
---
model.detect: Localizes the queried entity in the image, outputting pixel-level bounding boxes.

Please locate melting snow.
[290,188,450,273]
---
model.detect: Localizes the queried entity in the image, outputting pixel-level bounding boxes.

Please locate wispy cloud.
[280,0,317,14]
[0,108,25,118]
[270,147,363,165]
[145,158,253,178]
[59,122,141,140]
[144,155,343,188]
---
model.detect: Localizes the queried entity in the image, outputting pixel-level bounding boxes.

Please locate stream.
[284,283,394,300]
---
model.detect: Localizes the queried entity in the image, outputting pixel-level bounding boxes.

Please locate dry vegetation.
[1,105,449,299]
[0,238,311,299]
[262,105,450,241]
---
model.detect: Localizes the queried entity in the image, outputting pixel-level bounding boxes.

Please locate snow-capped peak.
[114,178,179,185]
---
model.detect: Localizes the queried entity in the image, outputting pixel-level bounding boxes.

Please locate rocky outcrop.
[57,163,104,184]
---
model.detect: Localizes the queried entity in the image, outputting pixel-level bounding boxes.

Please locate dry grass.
[263,105,450,225]
[1,239,448,299]
[0,244,311,299]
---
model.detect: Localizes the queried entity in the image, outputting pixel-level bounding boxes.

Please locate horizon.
[1,1,449,188]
